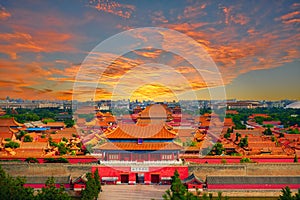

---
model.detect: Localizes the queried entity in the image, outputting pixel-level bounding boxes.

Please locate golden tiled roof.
[0,118,23,127]
[19,142,47,149]
[105,124,177,139]
[46,122,66,127]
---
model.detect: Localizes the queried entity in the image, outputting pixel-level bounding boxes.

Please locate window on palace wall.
[162,154,172,160]
[138,138,143,144]
[109,154,119,160]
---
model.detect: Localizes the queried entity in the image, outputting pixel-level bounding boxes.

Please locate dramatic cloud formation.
[0,0,299,100]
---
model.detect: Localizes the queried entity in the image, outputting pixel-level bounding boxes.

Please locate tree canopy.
[81,170,102,200]
[0,165,34,200]
[162,170,202,200]
[35,177,71,200]
[279,186,300,200]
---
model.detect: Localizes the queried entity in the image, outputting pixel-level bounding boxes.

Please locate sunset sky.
[0,0,299,101]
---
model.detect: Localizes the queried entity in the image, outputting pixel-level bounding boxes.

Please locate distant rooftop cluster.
[0,99,299,163]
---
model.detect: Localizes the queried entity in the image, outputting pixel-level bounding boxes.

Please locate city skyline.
[0,0,299,101]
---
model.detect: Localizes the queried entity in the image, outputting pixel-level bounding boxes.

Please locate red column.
[119,153,121,160]
[129,173,136,185]
[130,153,133,161]
[148,153,151,161]
[144,172,151,185]
[172,153,174,160]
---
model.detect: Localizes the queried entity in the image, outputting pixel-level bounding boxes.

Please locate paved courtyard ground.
[97,185,284,200]
[98,185,170,200]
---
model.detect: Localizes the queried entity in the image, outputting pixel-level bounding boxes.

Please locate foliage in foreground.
[279,186,300,200]
[81,169,102,200]
[162,170,229,200]
[0,165,102,200]
[0,165,34,200]
[35,177,71,200]
[0,165,70,200]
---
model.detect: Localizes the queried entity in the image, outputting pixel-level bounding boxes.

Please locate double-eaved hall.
[92,104,188,185]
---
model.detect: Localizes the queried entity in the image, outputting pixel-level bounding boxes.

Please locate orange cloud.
[133,49,164,59]
[151,11,168,24]
[89,0,135,19]
[0,58,82,100]
[0,30,76,59]
[178,1,207,21]
[276,10,300,24]
[0,5,11,20]
[280,11,300,20]
[220,5,249,25]
[1,1,299,101]
[129,83,177,101]
[175,66,197,74]
[283,18,300,24]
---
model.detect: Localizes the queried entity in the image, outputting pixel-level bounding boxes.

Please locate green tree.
[294,155,298,163]
[64,119,74,128]
[295,189,300,200]
[263,127,273,135]
[216,191,223,200]
[224,129,231,139]
[240,157,252,163]
[93,169,101,194]
[162,170,202,200]
[25,157,39,163]
[81,173,98,200]
[279,132,285,138]
[36,177,71,200]
[212,142,224,155]
[49,137,58,147]
[231,115,247,129]
[58,142,68,155]
[16,130,26,140]
[254,116,265,125]
[0,165,34,200]
[5,141,20,148]
[163,170,187,200]
[235,133,241,142]
[42,118,55,124]
[44,157,69,163]
[279,186,293,200]
[238,136,248,148]
[62,137,68,143]
[202,193,209,200]
[23,135,33,142]
[15,113,40,123]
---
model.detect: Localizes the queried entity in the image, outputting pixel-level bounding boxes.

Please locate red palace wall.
[185,156,294,164]
[208,184,300,190]
[187,183,203,189]
[0,156,98,164]
[92,166,188,185]
[24,183,71,189]
[0,155,295,164]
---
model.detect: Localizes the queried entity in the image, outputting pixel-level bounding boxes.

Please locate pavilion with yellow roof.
[95,123,182,162]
